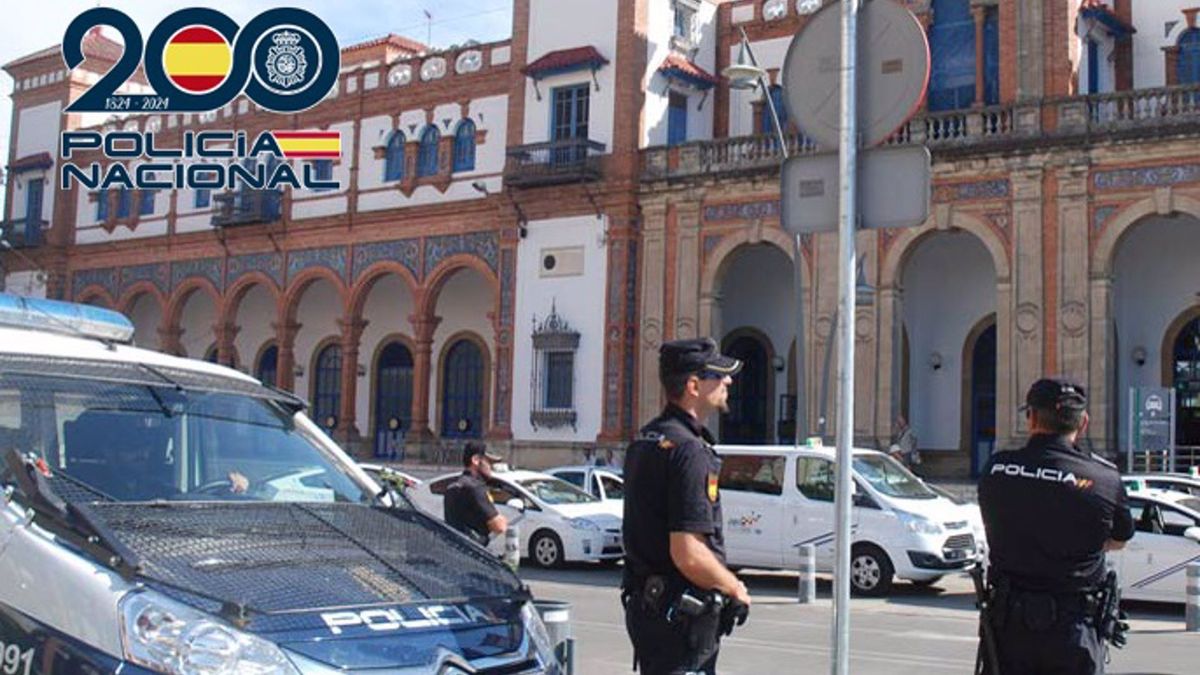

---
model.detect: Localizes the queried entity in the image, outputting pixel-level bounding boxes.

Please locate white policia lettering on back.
[990,463,1084,486]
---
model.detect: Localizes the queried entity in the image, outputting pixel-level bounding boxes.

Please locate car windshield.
[852,453,937,499]
[516,477,599,504]
[0,369,374,505]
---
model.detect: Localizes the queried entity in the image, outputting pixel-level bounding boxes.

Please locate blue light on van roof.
[0,292,135,344]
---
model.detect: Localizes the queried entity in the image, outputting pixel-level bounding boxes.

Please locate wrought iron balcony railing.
[211,190,282,227]
[0,216,46,248]
[504,138,606,187]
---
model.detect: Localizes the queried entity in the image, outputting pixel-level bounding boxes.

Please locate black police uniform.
[978,380,1134,675]
[444,472,499,546]
[622,338,739,675]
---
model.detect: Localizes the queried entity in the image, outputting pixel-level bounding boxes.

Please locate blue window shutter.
[1180,29,1200,85]
[928,0,976,111]
[195,188,210,208]
[667,93,688,146]
[453,120,476,172]
[139,189,155,215]
[384,131,406,181]
[1087,39,1100,94]
[96,188,109,221]
[418,126,440,177]
[984,8,1000,103]
[116,187,132,218]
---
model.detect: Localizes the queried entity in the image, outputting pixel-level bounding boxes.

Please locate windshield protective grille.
[87,502,520,614]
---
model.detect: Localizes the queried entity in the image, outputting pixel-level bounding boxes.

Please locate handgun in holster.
[1095,569,1129,649]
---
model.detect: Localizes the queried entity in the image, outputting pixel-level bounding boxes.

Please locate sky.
[0,0,514,213]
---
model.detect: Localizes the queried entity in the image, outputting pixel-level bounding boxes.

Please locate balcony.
[504,138,606,187]
[0,216,45,248]
[212,190,282,228]
[643,84,1200,182]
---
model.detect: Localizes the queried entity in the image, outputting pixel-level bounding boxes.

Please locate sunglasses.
[696,370,727,381]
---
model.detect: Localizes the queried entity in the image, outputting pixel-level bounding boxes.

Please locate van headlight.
[519,602,558,671]
[896,511,942,535]
[568,517,600,532]
[120,591,299,675]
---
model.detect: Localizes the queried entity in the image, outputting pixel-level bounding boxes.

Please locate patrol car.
[716,444,985,596]
[0,293,559,674]
[1112,488,1200,603]
[413,470,623,568]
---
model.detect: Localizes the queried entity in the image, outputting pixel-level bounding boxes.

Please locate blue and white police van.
[0,293,557,674]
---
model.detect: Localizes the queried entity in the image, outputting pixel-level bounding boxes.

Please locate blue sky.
[0,1,514,214]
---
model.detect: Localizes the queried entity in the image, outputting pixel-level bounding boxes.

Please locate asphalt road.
[522,565,1197,675]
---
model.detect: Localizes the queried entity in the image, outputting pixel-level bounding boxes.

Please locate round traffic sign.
[782,0,930,149]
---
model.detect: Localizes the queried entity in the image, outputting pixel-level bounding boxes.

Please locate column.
[408,314,441,441]
[273,320,301,392]
[158,324,183,357]
[213,321,240,369]
[1010,169,1044,444]
[973,5,987,106]
[1056,164,1092,383]
[674,202,701,339]
[638,202,668,425]
[337,316,368,448]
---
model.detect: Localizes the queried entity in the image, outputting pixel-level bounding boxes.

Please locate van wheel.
[850,544,894,597]
[531,531,564,568]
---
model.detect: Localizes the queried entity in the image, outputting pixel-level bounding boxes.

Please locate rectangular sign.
[1128,386,1176,472]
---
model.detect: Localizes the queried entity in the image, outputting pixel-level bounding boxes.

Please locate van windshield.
[853,453,937,499]
[0,369,374,505]
[516,477,599,504]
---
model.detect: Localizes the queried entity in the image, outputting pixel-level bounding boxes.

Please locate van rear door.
[791,455,838,570]
[718,453,787,568]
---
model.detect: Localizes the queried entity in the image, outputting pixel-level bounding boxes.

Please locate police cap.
[659,337,743,379]
[1021,377,1087,412]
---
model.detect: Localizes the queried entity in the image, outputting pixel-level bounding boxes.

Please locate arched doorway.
[312,343,342,431]
[967,321,997,477]
[256,343,278,387]
[442,338,484,439]
[1170,314,1200,448]
[374,341,414,456]
[720,332,772,444]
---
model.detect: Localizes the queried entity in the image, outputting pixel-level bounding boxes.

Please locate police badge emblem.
[265,30,308,89]
[707,473,719,502]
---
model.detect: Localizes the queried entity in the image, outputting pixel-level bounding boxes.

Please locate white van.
[716,444,983,596]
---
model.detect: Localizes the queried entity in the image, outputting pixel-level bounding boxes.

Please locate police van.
[717,444,984,596]
[0,293,558,674]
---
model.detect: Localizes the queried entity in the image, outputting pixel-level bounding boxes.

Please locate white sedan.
[1111,489,1200,603]
[412,469,624,568]
[1122,472,1200,497]
[546,465,625,502]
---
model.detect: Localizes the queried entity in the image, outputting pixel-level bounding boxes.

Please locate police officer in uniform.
[622,338,751,675]
[978,378,1135,674]
[444,441,508,547]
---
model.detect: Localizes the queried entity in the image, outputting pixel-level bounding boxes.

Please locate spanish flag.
[272,131,342,159]
[163,26,232,94]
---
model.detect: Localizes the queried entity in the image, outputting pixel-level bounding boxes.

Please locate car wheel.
[911,576,943,589]
[849,544,894,597]
[531,530,564,568]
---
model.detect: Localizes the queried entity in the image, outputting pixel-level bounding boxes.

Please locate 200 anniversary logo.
[59,7,342,192]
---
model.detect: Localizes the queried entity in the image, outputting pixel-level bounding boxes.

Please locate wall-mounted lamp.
[772,355,786,372]
[293,364,305,378]
[1132,346,1147,367]
[929,352,943,371]
[356,362,367,377]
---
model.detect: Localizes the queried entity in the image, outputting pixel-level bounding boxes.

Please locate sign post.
[1128,386,1175,473]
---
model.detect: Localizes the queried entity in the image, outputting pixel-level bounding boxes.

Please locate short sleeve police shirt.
[444,472,499,541]
[979,435,1134,591]
[623,405,725,581]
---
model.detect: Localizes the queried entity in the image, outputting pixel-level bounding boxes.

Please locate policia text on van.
[0,293,560,674]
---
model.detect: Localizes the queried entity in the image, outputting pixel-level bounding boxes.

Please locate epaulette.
[1089,452,1118,470]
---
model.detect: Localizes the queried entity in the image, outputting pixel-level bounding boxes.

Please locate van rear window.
[718,455,785,495]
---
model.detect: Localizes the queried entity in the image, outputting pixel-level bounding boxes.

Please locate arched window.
[96,187,109,221]
[203,344,220,364]
[384,131,406,181]
[313,343,343,430]
[1173,315,1200,446]
[928,0,975,111]
[418,126,440,177]
[256,343,278,387]
[374,342,414,456]
[441,338,484,438]
[452,120,476,172]
[1179,29,1200,85]
[116,187,132,218]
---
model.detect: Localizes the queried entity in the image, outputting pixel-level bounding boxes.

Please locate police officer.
[444,441,508,546]
[978,378,1135,674]
[622,338,751,675]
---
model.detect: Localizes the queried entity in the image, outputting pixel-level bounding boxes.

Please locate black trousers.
[624,601,720,674]
[980,594,1105,675]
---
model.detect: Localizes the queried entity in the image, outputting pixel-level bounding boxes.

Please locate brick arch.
[165,277,222,329]
[222,272,282,326]
[419,254,499,319]
[348,261,421,319]
[117,282,167,316]
[881,211,1010,290]
[75,286,116,309]
[699,228,811,302]
[1091,195,1200,278]
[281,267,349,326]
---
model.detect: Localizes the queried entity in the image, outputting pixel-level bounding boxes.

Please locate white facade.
[1076,16,1117,94]
[727,36,792,138]
[1131,2,1192,88]
[512,215,610,442]
[641,0,718,148]
[9,101,60,224]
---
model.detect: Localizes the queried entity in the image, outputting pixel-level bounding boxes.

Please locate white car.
[716,444,986,596]
[357,463,424,493]
[546,465,625,502]
[1112,489,1200,603]
[412,469,624,567]
[1122,472,1200,497]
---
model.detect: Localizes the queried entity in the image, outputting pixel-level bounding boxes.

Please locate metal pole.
[798,543,817,604]
[832,0,859,673]
[739,27,807,444]
[1186,562,1200,632]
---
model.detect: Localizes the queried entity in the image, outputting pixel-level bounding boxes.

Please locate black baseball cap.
[659,337,743,379]
[1020,377,1087,412]
[462,441,503,466]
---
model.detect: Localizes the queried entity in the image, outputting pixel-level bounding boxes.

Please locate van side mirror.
[1184,526,1200,543]
[505,498,525,513]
